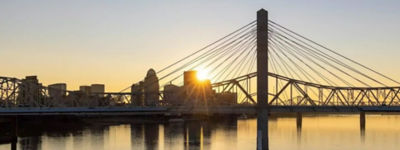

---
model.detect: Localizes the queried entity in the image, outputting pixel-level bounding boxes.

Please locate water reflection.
[185,121,202,149]
[19,137,39,150]
[164,122,184,150]
[1,114,400,150]
[131,124,145,149]
[360,112,366,143]
[144,124,159,150]
[296,113,302,145]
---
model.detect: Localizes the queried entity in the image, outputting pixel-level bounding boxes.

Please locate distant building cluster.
[131,69,237,107]
[9,69,237,107]
[14,76,108,107]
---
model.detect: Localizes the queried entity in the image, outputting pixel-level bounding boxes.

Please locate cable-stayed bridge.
[2,8,400,150]
[1,9,400,110]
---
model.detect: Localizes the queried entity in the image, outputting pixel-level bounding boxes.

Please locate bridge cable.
[269,20,400,85]
[271,31,355,87]
[162,29,256,85]
[118,22,256,92]
[159,27,256,85]
[269,39,320,99]
[269,33,338,86]
[271,30,368,87]
[270,38,317,83]
[157,21,256,74]
[208,34,256,81]
[269,24,382,87]
[212,40,256,82]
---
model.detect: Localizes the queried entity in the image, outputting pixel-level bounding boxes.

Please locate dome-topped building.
[144,68,159,106]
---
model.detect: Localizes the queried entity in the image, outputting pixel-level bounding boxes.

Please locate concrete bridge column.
[256,8,269,150]
[11,139,16,150]
[11,117,17,150]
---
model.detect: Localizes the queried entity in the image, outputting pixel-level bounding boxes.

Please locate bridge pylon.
[256,8,269,150]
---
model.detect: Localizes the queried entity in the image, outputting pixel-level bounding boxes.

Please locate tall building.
[17,76,43,106]
[48,83,67,98]
[91,84,105,97]
[131,81,144,106]
[183,71,213,105]
[79,84,105,96]
[91,84,105,94]
[163,84,184,106]
[79,86,91,95]
[184,71,197,86]
[144,69,159,106]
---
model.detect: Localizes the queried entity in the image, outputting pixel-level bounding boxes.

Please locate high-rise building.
[91,84,105,97]
[79,86,91,95]
[17,76,43,106]
[91,84,104,93]
[184,71,197,86]
[79,84,105,96]
[144,69,159,106]
[48,83,67,98]
[131,81,144,106]
[164,84,184,106]
[183,71,213,105]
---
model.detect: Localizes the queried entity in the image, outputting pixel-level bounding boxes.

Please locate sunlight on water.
[1,114,400,150]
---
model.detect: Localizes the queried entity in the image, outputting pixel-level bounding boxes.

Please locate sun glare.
[196,69,209,81]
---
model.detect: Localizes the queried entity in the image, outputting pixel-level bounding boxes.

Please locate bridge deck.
[0,106,400,116]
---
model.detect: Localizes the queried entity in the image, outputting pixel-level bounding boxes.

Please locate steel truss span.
[2,72,400,107]
[212,72,400,106]
[0,77,19,107]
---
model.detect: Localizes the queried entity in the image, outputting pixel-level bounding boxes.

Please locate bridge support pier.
[11,117,17,150]
[11,139,16,150]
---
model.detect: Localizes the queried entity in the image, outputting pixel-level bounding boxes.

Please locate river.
[1,114,400,150]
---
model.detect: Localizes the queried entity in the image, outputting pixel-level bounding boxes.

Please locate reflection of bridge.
[1,9,399,150]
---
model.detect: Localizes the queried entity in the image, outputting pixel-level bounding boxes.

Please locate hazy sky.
[1,0,400,91]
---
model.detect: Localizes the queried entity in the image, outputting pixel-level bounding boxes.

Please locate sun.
[196,69,210,81]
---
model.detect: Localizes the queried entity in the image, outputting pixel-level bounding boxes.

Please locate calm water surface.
[1,114,400,150]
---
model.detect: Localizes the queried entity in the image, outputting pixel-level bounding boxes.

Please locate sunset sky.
[1,0,400,92]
